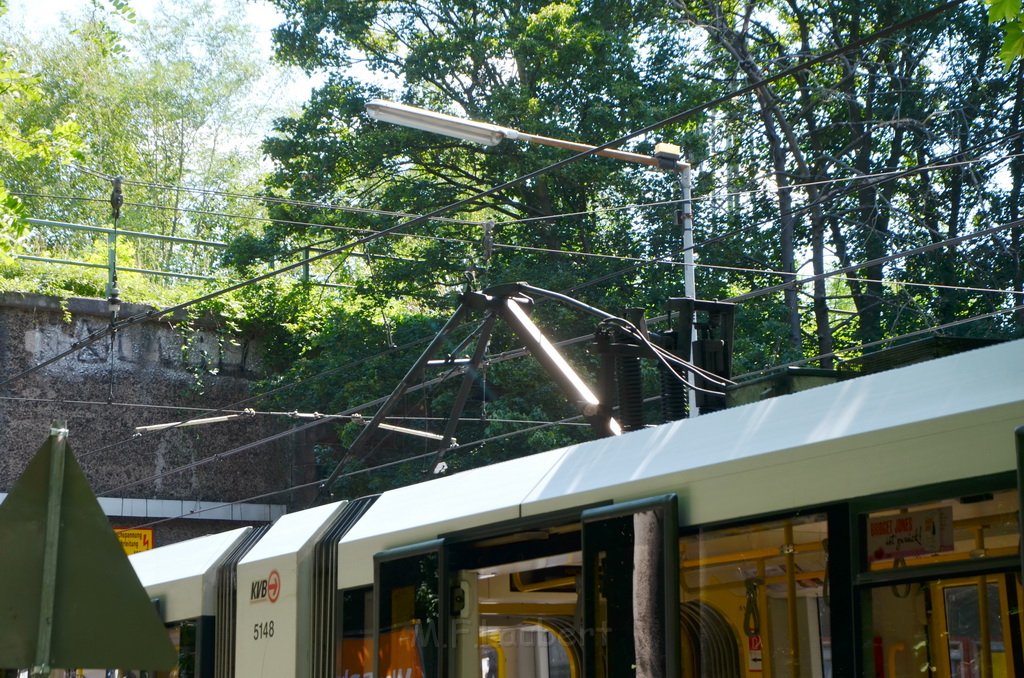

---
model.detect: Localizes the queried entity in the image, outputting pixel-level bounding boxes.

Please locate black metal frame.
[372,539,448,678]
[581,494,680,678]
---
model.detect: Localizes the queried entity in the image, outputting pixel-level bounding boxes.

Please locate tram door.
[581,495,680,678]
[861,488,1022,677]
[865,573,1023,677]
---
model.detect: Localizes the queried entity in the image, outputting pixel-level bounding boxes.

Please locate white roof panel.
[240,500,347,564]
[335,339,1024,589]
[129,526,252,622]
[522,339,1024,523]
[337,447,570,589]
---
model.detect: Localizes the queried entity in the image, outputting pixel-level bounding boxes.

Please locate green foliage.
[231,0,1016,494]
[987,0,1023,65]
[2,0,1020,501]
[0,3,83,254]
[1,0,273,276]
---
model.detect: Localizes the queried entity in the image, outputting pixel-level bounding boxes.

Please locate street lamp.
[366,99,699,411]
[365,99,685,172]
[365,98,695,290]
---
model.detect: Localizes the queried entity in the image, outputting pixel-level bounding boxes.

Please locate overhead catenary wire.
[726,219,1024,305]
[131,387,683,528]
[499,143,1024,227]
[22,141,1024,300]
[17,199,1020,308]
[76,319,484,459]
[553,139,1024,293]
[18,135,1023,300]
[734,302,1024,382]
[98,295,1023,510]
[27,212,1024,465]
[27,138,1022,257]
[110,207,1023,470]
[61,162,488,226]
[0,395,586,430]
[91,291,1022,513]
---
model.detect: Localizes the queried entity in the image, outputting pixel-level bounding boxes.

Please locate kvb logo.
[250,569,281,603]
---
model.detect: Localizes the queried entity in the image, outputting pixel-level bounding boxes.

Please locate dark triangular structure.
[0,424,176,675]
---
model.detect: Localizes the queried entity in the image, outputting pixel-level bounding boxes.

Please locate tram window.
[336,587,373,677]
[865,490,1019,571]
[943,580,1009,677]
[377,552,442,678]
[680,513,830,678]
[862,584,932,676]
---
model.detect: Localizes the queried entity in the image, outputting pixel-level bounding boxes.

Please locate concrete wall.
[0,292,318,544]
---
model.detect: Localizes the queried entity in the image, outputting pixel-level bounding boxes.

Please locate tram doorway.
[860,487,1022,678]
[866,573,1024,677]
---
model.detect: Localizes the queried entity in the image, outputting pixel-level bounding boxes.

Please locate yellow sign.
[115,528,154,554]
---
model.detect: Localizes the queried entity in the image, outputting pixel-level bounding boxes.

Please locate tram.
[128,338,1024,678]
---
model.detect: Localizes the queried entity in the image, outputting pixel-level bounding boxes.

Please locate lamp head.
[366,99,511,146]
[654,142,683,170]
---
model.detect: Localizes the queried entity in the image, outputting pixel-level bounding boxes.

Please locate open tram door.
[373,539,449,678]
[581,494,680,678]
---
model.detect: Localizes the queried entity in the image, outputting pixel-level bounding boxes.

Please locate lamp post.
[366,99,699,412]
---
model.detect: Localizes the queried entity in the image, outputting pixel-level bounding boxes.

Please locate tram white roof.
[129,526,252,622]
[522,338,1024,523]
[240,499,348,564]
[337,339,1024,589]
[337,447,571,588]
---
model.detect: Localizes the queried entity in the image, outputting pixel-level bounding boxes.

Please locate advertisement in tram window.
[337,624,426,678]
[866,506,954,562]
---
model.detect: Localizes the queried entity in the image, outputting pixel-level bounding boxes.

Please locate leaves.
[988,0,1021,23]
[999,20,1024,65]
[986,0,1023,65]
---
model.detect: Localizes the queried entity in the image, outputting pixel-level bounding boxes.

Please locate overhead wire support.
[97,296,1022,510]
[107,177,124,403]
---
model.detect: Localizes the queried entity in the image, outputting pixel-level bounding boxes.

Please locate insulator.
[660,362,688,422]
[616,354,644,432]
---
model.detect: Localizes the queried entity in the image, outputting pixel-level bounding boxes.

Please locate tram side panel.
[235,501,349,678]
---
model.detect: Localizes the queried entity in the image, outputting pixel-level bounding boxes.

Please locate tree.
[0,0,82,254]
[671,0,1022,358]
[0,0,274,278]
[248,0,715,473]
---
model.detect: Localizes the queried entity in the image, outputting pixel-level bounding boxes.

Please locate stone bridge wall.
[0,292,319,543]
